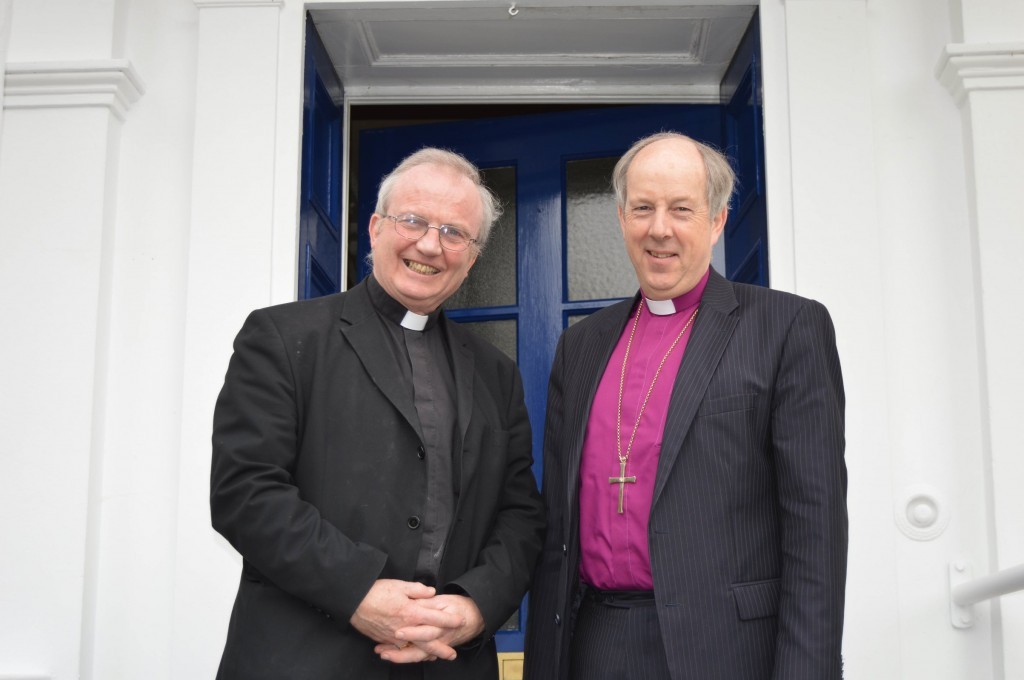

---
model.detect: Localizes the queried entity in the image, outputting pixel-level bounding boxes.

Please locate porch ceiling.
[309,3,757,103]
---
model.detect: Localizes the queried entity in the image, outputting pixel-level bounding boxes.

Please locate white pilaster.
[0,59,141,680]
[80,2,208,679]
[172,1,287,677]
[938,39,1024,680]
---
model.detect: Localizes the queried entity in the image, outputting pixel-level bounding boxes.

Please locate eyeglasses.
[382,213,479,252]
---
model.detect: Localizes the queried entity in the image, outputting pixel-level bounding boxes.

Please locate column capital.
[937,42,1024,105]
[3,59,144,121]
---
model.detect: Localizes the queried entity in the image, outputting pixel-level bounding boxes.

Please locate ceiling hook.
[508,2,519,17]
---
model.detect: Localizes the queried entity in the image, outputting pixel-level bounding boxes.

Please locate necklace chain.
[616,302,700,467]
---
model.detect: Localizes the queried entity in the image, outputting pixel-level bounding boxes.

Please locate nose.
[649,208,672,238]
[415,226,444,255]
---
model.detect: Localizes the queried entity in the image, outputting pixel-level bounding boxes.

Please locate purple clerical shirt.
[578,268,710,590]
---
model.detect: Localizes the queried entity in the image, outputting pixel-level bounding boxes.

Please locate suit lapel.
[652,270,739,506]
[337,281,421,436]
[565,297,637,516]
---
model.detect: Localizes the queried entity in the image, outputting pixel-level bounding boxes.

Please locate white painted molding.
[3,60,144,121]
[194,0,283,7]
[343,83,723,104]
[359,17,710,69]
[367,50,704,69]
[937,42,1024,105]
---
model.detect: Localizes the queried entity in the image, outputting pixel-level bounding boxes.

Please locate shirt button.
[407,516,421,529]
[417,446,426,460]
[554,614,561,626]
[562,544,567,555]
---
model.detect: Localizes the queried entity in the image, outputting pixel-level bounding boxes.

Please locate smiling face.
[618,137,727,300]
[369,163,482,314]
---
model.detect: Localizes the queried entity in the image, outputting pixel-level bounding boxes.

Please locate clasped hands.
[350,579,485,664]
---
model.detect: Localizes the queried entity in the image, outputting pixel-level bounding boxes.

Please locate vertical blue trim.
[722,12,768,287]
[298,15,343,299]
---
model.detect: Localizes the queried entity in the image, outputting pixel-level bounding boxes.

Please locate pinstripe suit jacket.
[524,269,847,680]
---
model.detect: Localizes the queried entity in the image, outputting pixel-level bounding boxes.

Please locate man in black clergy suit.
[524,133,847,680]
[211,148,545,679]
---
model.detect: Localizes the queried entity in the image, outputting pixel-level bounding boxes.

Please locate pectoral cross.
[609,459,637,514]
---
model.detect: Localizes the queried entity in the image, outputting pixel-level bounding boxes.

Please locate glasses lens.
[439,226,470,251]
[392,215,428,240]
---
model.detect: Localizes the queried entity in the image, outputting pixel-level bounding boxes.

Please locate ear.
[617,204,628,238]
[369,213,384,249]
[709,207,728,246]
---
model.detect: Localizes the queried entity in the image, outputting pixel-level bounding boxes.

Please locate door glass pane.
[458,319,517,362]
[565,157,637,301]
[445,166,516,310]
[568,314,589,327]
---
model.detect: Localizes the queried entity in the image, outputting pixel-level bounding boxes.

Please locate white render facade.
[0,1,1022,678]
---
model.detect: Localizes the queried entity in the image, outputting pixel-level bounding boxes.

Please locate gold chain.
[616,303,700,467]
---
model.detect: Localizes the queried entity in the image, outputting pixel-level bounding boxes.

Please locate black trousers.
[569,590,672,680]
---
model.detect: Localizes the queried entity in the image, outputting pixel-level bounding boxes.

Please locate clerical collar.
[643,297,678,316]
[642,268,712,315]
[400,310,429,331]
[366,274,441,331]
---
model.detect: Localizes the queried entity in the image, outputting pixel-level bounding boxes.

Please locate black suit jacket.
[211,279,545,679]
[524,269,847,680]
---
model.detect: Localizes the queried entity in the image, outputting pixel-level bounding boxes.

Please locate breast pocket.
[692,393,760,456]
[696,393,758,417]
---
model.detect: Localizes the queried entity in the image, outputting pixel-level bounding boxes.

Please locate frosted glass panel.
[458,319,517,362]
[446,166,516,310]
[565,157,637,301]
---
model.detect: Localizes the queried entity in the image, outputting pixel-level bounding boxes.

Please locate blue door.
[722,12,768,286]
[357,103,745,653]
[298,16,344,299]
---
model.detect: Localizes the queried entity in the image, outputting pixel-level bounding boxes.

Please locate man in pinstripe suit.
[524,133,847,679]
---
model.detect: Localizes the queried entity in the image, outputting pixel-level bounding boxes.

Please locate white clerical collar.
[644,297,678,316]
[400,310,429,331]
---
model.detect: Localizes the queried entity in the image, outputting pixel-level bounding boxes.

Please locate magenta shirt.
[578,269,709,590]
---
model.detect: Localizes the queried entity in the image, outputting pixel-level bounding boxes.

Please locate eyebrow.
[628,195,699,205]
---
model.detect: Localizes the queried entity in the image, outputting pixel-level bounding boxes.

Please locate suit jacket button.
[554,614,561,626]
[562,543,567,555]
[417,446,426,460]
[407,516,421,529]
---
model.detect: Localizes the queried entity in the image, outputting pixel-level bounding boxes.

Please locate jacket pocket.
[731,578,780,621]
[696,392,757,417]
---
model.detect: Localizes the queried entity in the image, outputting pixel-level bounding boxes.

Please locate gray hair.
[611,132,736,218]
[374,147,502,249]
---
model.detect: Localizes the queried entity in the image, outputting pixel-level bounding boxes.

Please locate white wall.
[772,1,995,677]
[0,0,1021,678]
